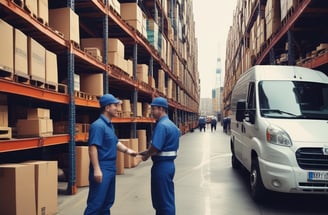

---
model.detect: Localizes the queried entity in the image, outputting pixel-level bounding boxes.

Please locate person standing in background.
[141,97,180,215]
[84,94,137,215]
[210,117,217,132]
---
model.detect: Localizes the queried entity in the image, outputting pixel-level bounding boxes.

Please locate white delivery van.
[230,65,328,201]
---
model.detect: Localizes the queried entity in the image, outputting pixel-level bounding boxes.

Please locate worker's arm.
[89,145,102,183]
[116,141,137,156]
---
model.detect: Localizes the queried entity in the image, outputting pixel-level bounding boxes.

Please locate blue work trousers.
[84,163,116,215]
[151,160,176,215]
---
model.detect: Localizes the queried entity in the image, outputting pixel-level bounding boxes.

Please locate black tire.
[250,158,266,202]
[231,153,241,169]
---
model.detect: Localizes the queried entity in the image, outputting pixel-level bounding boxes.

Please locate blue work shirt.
[88,114,118,164]
[151,115,180,162]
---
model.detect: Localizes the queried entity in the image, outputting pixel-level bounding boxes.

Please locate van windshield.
[258,81,328,119]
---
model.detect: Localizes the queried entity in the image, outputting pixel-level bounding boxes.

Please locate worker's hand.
[126,148,137,157]
[93,168,103,183]
[139,150,150,161]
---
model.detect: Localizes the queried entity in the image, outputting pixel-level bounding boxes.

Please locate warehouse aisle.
[57,127,253,215]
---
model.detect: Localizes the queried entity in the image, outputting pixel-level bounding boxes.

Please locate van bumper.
[259,157,328,193]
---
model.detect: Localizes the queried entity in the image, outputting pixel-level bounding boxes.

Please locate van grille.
[299,182,328,192]
[296,148,328,170]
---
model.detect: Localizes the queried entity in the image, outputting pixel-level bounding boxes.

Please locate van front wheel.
[250,159,266,201]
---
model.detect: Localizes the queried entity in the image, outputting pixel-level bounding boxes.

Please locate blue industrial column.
[103,12,109,93]
[66,0,76,195]
[149,56,153,80]
[131,43,138,138]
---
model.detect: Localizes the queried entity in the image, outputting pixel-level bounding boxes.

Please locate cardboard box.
[132,102,142,117]
[53,121,84,134]
[28,37,46,82]
[137,129,147,152]
[27,108,50,119]
[24,161,58,215]
[14,28,28,76]
[136,64,148,83]
[122,99,131,112]
[17,118,53,137]
[76,146,90,187]
[126,59,133,77]
[0,105,8,127]
[120,139,132,168]
[130,138,140,167]
[81,38,124,57]
[142,102,151,118]
[25,0,38,16]
[80,73,103,96]
[167,78,173,99]
[125,19,144,35]
[45,50,58,85]
[49,7,80,45]
[158,69,165,93]
[116,150,124,175]
[0,164,36,215]
[0,19,14,73]
[120,3,143,22]
[74,73,80,91]
[37,0,49,24]
[107,52,126,70]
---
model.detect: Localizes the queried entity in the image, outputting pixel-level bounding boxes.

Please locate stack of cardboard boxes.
[17,108,53,137]
[0,161,58,215]
[120,3,147,39]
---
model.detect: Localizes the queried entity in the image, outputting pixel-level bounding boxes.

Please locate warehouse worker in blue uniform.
[141,97,180,215]
[84,93,137,215]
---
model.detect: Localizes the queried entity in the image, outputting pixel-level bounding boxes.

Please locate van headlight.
[266,125,292,147]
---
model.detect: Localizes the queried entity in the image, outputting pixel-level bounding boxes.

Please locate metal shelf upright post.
[103,11,109,94]
[131,43,138,138]
[66,0,77,195]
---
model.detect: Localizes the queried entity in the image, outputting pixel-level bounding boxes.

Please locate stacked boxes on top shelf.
[14,28,28,79]
[120,3,147,39]
[1,17,59,90]
[28,37,46,84]
[0,19,14,75]
[49,7,80,46]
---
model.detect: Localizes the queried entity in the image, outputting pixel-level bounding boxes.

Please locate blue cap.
[99,94,120,107]
[150,97,168,109]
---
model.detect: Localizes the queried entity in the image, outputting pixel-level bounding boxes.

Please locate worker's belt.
[157,151,177,156]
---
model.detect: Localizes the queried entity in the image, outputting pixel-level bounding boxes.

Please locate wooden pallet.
[0,68,13,80]
[37,17,48,27]
[45,82,58,92]
[58,83,68,94]
[0,127,12,139]
[13,73,29,84]
[30,79,45,89]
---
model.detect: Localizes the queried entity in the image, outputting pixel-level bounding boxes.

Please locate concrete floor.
[57,126,328,215]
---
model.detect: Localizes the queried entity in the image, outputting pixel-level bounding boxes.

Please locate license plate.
[308,172,328,181]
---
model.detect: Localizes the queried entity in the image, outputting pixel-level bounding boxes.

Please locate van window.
[258,81,328,119]
[247,82,256,109]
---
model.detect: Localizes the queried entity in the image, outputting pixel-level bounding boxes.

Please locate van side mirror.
[236,100,246,122]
